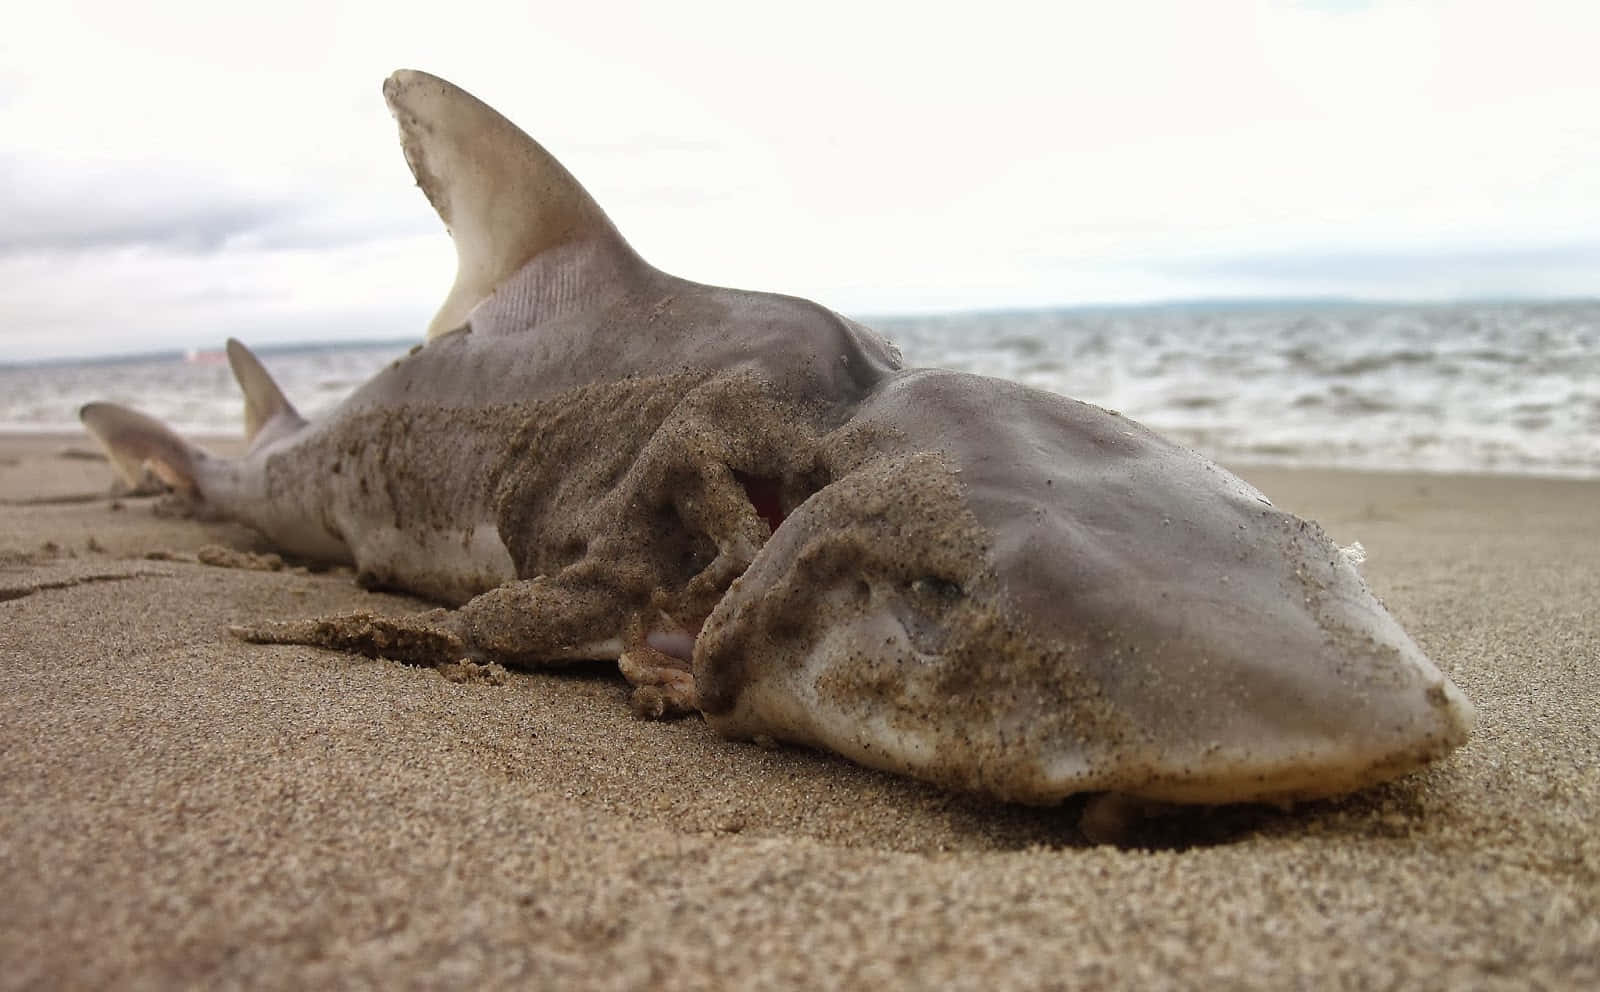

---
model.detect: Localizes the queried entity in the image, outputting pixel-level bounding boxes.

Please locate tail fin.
[226,338,305,448]
[79,402,209,494]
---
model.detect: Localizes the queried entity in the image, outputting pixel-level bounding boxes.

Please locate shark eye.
[893,576,963,655]
[909,576,964,600]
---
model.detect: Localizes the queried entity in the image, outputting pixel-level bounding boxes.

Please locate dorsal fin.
[384,69,635,339]
[226,338,305,446]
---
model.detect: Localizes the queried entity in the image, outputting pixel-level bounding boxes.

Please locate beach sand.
[1,431,1595,989]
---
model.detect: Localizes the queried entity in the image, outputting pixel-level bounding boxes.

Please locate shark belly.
[342,519,517,604]
[226,393,528,606]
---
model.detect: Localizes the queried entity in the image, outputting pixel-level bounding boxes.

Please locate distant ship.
[183,348,227,366]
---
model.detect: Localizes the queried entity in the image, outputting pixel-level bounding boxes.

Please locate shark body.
[82,70,1474,838]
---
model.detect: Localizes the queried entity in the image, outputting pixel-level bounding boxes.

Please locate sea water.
[2,300,1596,479]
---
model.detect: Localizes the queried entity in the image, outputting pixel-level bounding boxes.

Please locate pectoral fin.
[232,609,469,667]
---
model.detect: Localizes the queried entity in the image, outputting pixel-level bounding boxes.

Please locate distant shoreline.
[9,428,1596,486]
[7,295,1599,368]
[0,338,417,370]
[7,299,1595,480]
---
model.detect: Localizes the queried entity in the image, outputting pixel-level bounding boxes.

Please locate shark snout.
[970,467,1477,804]
[695,371,1474,810]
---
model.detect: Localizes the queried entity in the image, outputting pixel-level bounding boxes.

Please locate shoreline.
[8,427,1597,484]
[2,432,1596,987]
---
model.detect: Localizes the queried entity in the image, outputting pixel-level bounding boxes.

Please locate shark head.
[695,368,1475,809]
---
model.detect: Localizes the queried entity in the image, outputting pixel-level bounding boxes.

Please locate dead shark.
[81,69,1474,838]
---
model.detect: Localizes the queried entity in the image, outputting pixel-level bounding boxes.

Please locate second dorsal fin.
[226,338,305,447]
[384,69,635,338]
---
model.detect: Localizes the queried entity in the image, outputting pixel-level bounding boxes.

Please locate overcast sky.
[2,0,1597,360]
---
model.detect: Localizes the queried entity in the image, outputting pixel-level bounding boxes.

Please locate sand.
[1,431,1595,989]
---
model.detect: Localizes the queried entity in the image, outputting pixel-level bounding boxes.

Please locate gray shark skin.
[81,70,1474,840]
[697,370,1471,816]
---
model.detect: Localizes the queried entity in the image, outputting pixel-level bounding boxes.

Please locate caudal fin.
[226,338,305,448]
[79,402,209,493]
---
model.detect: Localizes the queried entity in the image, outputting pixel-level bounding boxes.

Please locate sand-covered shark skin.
[80,69,1474,837]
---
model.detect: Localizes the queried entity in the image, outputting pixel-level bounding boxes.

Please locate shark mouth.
[646,628,698,661]
[643,471,791,665]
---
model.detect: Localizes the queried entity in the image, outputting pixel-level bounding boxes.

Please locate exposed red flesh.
[734,471,786,534]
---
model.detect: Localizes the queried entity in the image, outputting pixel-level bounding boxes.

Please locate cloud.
[0,152,286,253]
[0,232,450,362]
[0,157,434,258]
[1290,0,1375,14]
[0,198,290,255]
[3,0,1598,360]
[1152,243,1600,299]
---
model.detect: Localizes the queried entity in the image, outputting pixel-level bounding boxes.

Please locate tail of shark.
[79,338,304,495]
[79,401,210,493]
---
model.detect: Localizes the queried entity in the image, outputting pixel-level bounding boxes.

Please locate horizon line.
[4,292,1597,368]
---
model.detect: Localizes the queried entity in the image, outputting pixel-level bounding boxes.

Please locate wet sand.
[1,432,1595,988]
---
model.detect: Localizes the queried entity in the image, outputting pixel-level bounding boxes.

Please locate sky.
[2,0,1597,360]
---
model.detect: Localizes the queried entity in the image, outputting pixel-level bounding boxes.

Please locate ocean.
[3,300,1596,479]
